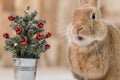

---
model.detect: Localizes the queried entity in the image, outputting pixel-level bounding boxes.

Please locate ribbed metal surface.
[13,59,37,80]
[14,66,36,71]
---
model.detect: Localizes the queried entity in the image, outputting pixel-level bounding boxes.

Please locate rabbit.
[67,0,120,80]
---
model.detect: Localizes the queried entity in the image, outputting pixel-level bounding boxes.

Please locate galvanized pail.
[13,58,37,80]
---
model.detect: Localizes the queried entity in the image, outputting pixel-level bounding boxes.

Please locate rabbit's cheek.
[92,22,101,34]
[79,28,91,37]
[72,28,77,35]
[69,28,77,39]
[93,23,107,41]
[68,26,78,43]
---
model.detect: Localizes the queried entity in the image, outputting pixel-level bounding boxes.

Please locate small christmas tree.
[3,6,51,59]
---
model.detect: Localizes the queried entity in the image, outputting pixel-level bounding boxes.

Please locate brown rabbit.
[67,0,120,80]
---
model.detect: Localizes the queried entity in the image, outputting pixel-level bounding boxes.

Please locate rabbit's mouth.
[77,36,84,41]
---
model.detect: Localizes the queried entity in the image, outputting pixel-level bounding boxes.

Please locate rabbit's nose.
[79,27,83,31]
[77,27,83,34]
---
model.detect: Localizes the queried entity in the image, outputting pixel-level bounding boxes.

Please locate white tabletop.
[0,67,76,80]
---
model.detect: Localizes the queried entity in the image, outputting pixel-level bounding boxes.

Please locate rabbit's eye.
[91,13,96,20]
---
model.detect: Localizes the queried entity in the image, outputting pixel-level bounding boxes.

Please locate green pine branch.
[3,6,51,59]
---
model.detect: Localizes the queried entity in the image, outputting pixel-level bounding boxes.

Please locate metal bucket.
[13,58,37,80]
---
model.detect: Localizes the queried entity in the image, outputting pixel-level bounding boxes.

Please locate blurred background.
[0,0,120,80]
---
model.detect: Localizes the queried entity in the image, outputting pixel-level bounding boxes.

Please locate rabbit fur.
[67,0,120,80]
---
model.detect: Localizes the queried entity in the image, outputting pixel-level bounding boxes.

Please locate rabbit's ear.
[78,0,88,7]
[89,0,100,8]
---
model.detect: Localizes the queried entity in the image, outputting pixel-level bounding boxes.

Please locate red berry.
[38,22,44,28]
[3,33,9,38]
[21,39,28,45]
[45,44,50,49]
[8,15,15,21]
[46,32,51,38]
[36,34,42,40]
[16,28,22,34]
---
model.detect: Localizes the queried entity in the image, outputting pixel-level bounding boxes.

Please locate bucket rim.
[13,58,38,60]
